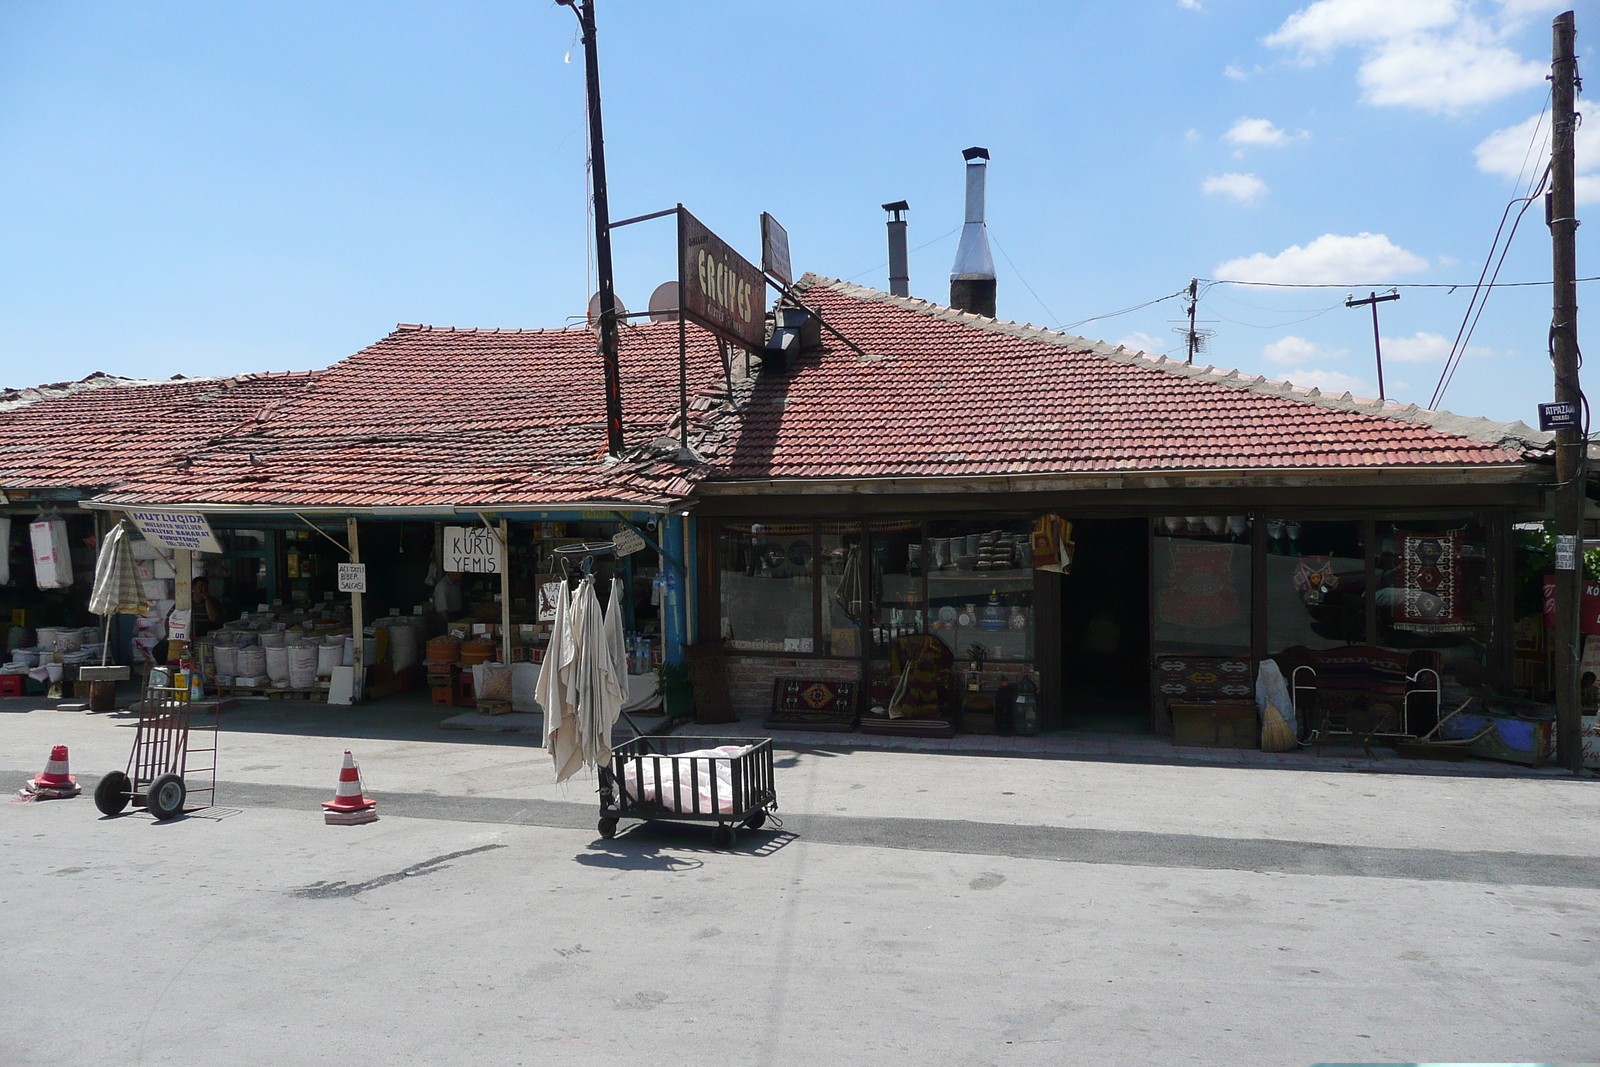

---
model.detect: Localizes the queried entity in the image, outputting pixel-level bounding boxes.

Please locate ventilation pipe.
[882,200,909,297]
[949,147,996,317]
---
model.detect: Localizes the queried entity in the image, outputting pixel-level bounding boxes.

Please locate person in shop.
[152,576,225,665]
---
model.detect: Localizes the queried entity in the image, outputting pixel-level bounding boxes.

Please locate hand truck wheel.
[712,823,736,849]
[598,817,618,840]
[148,773,186,821]
[94,771,131,816]
[744,810,767,831]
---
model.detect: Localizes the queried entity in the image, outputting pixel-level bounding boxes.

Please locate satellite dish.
[648,281,680,323]
[586,292,628,326]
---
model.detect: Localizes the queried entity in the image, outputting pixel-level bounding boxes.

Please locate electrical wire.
[1062,286,1190,332]
[990,231,1061,327]
[1203,277,1600,289]
[1198,300,1343,331]
[842,226,960,283]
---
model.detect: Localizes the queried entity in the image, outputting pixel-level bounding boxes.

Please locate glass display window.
[1152,517,1252,655]
[820,527,863,657]
[1375,518,1490,695]
[1266,520,1368,652]
[925,518,1034,661]
[718,523,815,653]
[868,522,925,657]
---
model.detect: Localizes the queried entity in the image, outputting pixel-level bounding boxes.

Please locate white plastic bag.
[30,519,73,589]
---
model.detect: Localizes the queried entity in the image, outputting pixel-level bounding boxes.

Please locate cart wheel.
[712,824,736,849]
[94,771,131,816]
[744,810,767,831]
[598,817,618,840]
[148,774,186,821]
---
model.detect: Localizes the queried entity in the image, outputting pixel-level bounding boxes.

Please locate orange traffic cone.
[25,745,81,799]
[322,750,377,825]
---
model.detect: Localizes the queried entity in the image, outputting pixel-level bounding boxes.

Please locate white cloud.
[1265,0,1546,113]
[1202,172,1269,203]
[1476,101,1600,203]
[1184,128,1202,144]
[1215,232,1429,284]
[1224,64,1248,80]
[1179,0,1202,8]
[1359,31,1544,112]
[1116,331,1166,353]
[1288,368,1373,395]
[1383,331,1501,362]
[1265,335,1346,364]
[1266,0,1461,52]
[1223,117,1303,147]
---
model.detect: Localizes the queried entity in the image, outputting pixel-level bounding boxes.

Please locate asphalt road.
[3,706,1597,1066]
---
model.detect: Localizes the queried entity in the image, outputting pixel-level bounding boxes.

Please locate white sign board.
[443,525,501,574]
[126,510,222,554]
[337,562,368,593]
[167,608,191,643]
[613,528,647,558]
[1557,534,1579,571]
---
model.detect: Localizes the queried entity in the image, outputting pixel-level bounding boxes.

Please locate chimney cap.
[961,146,990,162]
[881,199,909,212]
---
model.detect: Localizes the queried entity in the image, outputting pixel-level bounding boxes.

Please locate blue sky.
[1,0,1594,425]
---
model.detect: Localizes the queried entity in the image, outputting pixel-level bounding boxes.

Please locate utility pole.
[1550,9,1584,773]
[1185,278,1199,365]
[1345,290,1399,402]
[559,0,625,456]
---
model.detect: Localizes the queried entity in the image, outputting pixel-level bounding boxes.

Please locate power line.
[1203,277,1598,289]
[990,231,1061,327]
[1062,287,1190,331]
[843,226,960,283]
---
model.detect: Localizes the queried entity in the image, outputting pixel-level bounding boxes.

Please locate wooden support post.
[500,519,511,664]
[348,517,364,704]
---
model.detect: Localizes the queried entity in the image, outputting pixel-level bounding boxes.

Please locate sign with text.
[1540,401,1581,432]
[612,527,647,558]
[126,510,222,554]
[1543,575,1600,634]
[167,608,191,643]
[680,207,765,350]
[337,562,368,593]
[761,211,792,289]
[442,525,501,574]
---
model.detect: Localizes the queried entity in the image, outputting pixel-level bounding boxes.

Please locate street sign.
[126,509,222,554]
[680,208,765,350]
[1540,401,1581,431]
[761,212,792,289]
[1556,534,1579,571]
[337,562,367,593]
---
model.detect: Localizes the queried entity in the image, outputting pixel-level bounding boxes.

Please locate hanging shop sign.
[680,208,765,351]
[125,509,222,554]
[443,525,501,574]
[761,212,792,289]
[612,527,647,558]
[1543,575,1600,634]
[337,562,368,593]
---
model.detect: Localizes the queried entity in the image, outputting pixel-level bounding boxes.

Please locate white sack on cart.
[620,745,753,815]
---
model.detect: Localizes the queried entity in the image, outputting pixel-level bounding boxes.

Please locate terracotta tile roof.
[704,276,1542,481]
[92,321,726,509]
[0,372,318,492]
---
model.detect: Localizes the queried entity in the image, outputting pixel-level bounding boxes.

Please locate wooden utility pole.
[560,0,626,456]
[1185,278,1198,364]
[1345,290,1399,402]
[1550,10,1584,772]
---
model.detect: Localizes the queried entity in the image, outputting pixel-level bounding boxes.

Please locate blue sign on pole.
[1540,401,1581,432]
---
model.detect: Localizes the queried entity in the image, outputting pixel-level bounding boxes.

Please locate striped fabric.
[88,520,145,617]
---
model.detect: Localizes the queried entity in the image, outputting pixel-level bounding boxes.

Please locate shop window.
[1152,517,1251,655]
[1376,519,1490,696]
[821,528,863,657]
[869,522,925,657]
[926,519,1034,661]
[718,524,814,652]
[1265,520,1367,652]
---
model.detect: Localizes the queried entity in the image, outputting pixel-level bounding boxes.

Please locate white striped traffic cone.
[27,745,81,798]
[322,750,377,825]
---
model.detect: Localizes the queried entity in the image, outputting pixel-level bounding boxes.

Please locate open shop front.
[1,498,113,698]
[83,505,689,714]
[703,504,1521,752]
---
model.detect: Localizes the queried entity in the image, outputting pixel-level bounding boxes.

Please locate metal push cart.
[598,735,777,848]
[94,682,218,820]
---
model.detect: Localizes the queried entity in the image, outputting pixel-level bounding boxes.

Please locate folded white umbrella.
[89,520,144,618]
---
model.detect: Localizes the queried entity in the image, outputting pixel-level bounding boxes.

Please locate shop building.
[690,276,1555,738]
[79,318,734,701]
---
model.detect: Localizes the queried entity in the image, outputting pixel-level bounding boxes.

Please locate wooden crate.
[1170,702,1259,749]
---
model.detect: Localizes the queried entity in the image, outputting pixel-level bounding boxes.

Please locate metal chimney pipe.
[883,200,909,297]
[949,146,996,317]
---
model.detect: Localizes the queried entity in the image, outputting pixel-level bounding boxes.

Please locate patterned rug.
[765,678,860,731]
[1394,529,1471,632]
